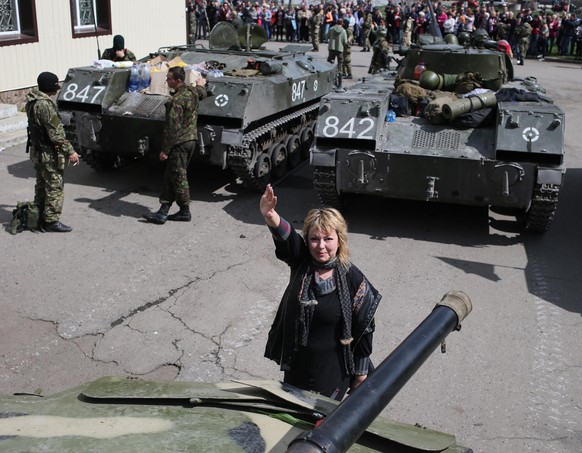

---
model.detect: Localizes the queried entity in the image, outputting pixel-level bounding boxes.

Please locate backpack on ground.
[9,201,40,235]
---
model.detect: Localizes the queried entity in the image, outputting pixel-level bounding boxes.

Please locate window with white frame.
[0,0,19,34]
[69,0,111,38]
[0,0,37,46]
[72,0,97,32]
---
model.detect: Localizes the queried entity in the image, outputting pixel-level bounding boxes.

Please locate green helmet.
[444,33,459,45]
[419,70,442,90]
[376,26,387,38]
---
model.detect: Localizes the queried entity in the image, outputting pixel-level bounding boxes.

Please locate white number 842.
[322,116,375,139]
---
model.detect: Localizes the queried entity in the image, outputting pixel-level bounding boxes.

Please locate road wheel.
[269,144,287,180]
[286,135,301,168]
[300,126,314,159]
[253,152,271,190]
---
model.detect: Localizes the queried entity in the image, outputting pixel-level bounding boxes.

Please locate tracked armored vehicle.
[311,43,565,232]
[58,24,336,191]
[0,292,472,452]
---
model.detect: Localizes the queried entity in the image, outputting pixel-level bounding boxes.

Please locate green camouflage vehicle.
[0,292,472,452]
[311,40,565,232]
[57,23,335,190]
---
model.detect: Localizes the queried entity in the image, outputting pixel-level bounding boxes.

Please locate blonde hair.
[302,207,350,267]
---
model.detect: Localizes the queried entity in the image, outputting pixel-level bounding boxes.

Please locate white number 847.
[62,83,106,104]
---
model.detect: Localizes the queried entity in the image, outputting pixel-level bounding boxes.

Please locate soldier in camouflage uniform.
[25,72,80,233]
[362,11,373,51]
[188,0,197,45]
[343,24,354,79]
[368,27,391,74]
[515,17,532,66]
[101,35,136,62]
[310,7,322,51]
[144,67,207,224]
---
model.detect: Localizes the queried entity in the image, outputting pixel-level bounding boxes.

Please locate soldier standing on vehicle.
[310,6,322,51]
[25,72,80,233]
[368,26,390,74]
[143,67,207,225]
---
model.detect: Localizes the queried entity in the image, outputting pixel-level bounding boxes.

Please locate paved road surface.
[1,41,580,452]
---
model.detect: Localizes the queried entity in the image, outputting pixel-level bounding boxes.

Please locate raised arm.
[260,184,281,228]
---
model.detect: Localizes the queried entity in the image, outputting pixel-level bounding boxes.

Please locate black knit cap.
[37,72,60,93]
[113,35,125,51]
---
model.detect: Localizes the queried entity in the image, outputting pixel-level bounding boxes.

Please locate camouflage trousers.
[160,141,195,208]
[34,160,64,223]
[517,37,529,61]
[343,51,352,76]
[363,29,371,50]
[189,13,197,44]
[311,28,320,50]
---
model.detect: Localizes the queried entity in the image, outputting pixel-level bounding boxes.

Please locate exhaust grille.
[135,98,166,117]
[412,130,436,148]
[437,131,461,150]
[412,130,461,150]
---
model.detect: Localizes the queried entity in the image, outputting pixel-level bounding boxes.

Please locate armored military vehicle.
[311,43,565,232]
[58,23,336,190]
[0,291,472,452]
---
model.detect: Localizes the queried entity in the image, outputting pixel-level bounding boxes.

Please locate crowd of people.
[186,0,582,62]
[422,3,582,61]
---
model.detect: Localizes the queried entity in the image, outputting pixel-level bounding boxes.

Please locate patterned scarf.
[297,257,355,375]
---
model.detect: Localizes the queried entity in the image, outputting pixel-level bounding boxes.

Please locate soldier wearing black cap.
[101,34,136,62]
[24,72,80,233]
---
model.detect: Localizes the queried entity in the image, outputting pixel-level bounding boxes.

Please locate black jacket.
[264,228,382,374]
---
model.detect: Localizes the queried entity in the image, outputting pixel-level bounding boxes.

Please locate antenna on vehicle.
[90,1,102,60]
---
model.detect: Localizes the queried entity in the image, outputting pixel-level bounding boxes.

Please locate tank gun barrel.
[442,92,497,121]
[287,291,472,453]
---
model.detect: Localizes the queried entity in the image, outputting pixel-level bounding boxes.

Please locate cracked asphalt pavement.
[1,45,581,453]
[0,157,283,390]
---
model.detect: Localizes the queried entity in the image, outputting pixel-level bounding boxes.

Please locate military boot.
[143,204,170,225]
[43,221,73,233]
[167,206,191,222]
